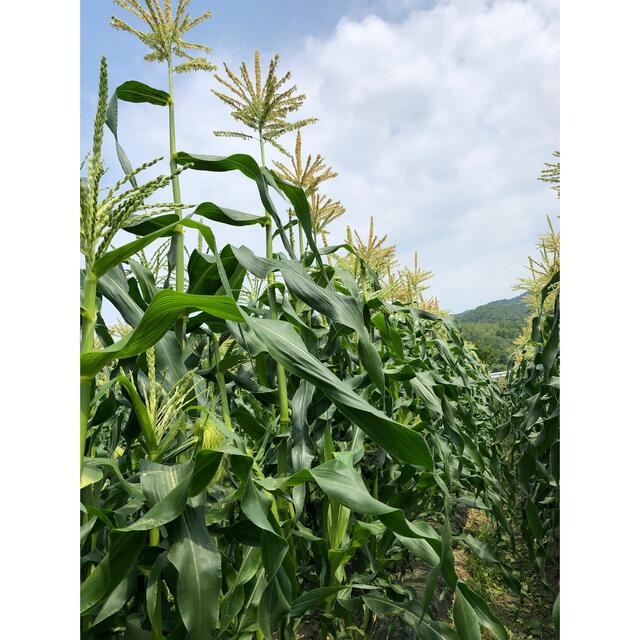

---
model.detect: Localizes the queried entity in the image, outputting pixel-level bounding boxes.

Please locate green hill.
[455,295,528,371]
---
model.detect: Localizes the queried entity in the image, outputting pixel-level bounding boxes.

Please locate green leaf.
[120,461,194,531]
[291,381,315,513]
[552,592,560,632]
[194,201,267,227]
[81,291,243,378]
[439,515,458,591]
[80,517,97,545]
[124,213,179,236]
[98,267,187,384]
[457,583,509,640]
[457,534,499,563]
[456,495,490,510]
[442,395,465,455]
[258,573,291,637]
[517,447,536,488]
[81,465,103,489]
[233,246,363,333]
[109,456,224,535]
[81,530,146,614]
[93,216,182,277]
[168,505,222,636]
[453,587,482,640]
[241,478,288,580]
[189,449,224,496]
[106,92,136,188]
[372,312,404,357]
[525,497,544,540]
[270,170,327,278]
[93,568,136,625]
[290,586,352,617]
[233,246,385,391]
[411,373,444,416]
[125,617,154,639]
[540,269,559,305]
[116,80,170,106]
[220,546,262,627]
[262,459,436,544]
[542,304,559,375]
[357,331,385,393]
[116,375,157,453]
[128,258,158,304]
[363,594,404,617]
[395,533,440,567]
[361,596,459,639]
[187,245,245,298]
[85,457,144,500]
[231,404,266,439]
[146,552,169,637]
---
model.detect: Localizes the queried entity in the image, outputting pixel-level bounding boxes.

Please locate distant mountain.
[455,295,528,371]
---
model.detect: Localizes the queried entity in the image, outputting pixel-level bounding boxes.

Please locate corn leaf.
[81,291,243,377]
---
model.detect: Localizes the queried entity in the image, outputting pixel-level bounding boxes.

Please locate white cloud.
[289,0,559,311]
[103,0,559,313]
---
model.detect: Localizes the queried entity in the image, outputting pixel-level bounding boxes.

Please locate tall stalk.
[80,270,97,475]
[259,130,290,467]
[167,56,186,344]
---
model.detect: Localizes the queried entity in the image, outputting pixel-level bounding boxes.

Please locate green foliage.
[456,296,528,326]
[456,296,528,371]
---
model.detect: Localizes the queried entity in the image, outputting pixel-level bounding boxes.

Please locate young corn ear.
[196,413,226,483]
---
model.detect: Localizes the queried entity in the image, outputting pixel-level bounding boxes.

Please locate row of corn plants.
[80,3,551,638]
[501,271,559,583]
[497,165,560,627]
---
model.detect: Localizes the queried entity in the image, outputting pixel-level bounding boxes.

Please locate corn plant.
[212,50,318,468]
[111,0,216,343]
[80,56,188,474]
[79,15,556,639]
[501,272,559,577]
[496,157,560,627]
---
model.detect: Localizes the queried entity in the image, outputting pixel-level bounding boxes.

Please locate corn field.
[80,3,559,638]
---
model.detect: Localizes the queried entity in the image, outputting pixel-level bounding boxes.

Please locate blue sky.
[81,0,559,313]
